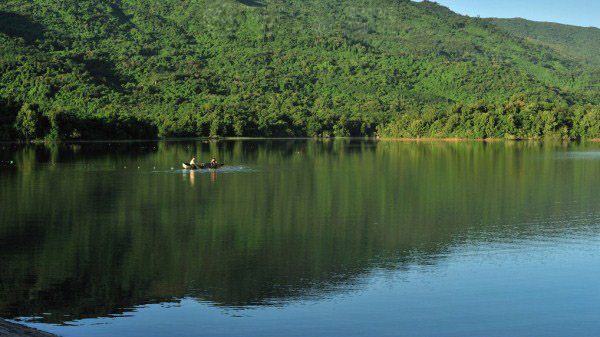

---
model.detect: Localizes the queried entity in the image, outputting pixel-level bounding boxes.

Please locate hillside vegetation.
[0,0,599,140]
[492,18,600,66]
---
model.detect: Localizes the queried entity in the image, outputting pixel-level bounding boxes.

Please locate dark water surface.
[1,140,599,337]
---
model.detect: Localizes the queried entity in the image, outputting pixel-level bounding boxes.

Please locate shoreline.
[378,137,503,142]
[4,136,599,144]
[0,319,58,337]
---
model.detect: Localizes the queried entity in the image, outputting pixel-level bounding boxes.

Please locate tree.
[14,103,42,140]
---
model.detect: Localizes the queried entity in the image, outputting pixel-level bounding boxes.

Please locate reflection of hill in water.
[1,140,599,323]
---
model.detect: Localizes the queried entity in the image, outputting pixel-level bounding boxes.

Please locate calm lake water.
[1,139,600,337]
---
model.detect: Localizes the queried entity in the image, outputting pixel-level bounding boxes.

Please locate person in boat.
[210,158,218,168]
[186,157,200,169]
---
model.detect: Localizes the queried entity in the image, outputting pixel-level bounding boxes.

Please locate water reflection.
[0,140,599,325]
[190,170,196,187]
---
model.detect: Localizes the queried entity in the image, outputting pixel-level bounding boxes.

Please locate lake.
[1,139,599,337]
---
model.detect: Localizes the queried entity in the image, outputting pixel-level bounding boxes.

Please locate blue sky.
[426,0,600,28]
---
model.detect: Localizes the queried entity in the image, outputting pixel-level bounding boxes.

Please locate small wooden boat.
[182,162,225,170]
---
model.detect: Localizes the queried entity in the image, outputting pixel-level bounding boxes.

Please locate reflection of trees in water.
[0,140,598,323]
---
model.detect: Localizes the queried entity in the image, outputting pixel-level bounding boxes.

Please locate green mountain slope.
[0,0,598,140]
[491,18,600,66]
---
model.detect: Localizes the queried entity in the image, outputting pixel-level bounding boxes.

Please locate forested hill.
[491,18,600,66]
[0,0,599,140]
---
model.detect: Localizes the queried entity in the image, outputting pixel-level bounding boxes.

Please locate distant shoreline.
[0,319,58,337]
[4,136,600,144]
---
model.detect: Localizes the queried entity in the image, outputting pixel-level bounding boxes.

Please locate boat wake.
[152,165,256,174]
[555,151,600,160]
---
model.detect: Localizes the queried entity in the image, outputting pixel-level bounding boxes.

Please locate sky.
[427,0,600,28]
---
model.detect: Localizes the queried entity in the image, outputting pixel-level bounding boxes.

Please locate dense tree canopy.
[0,0,599,140]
